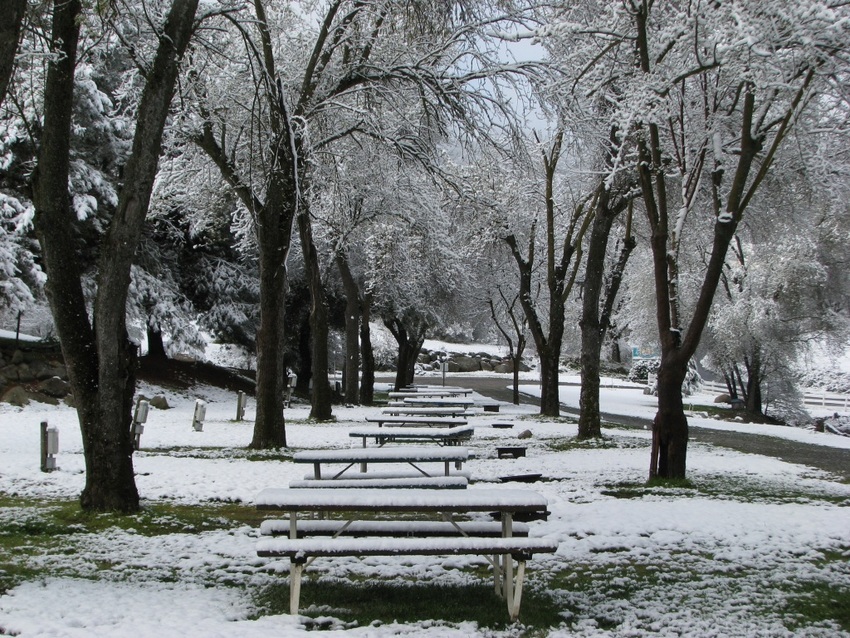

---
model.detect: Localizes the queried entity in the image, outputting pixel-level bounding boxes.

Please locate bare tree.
[32,0,200,511]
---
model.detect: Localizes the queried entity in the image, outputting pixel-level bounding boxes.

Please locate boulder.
[38,376,71,398]
[16,363,35,382]
[451,354,481,373]
[517,429,533,440]
[714,393,731,404]
[2,385,30,407]
[149,394,170,410]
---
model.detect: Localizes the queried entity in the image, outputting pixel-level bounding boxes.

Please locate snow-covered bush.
[628,358,660,383]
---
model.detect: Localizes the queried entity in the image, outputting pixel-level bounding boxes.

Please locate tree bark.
[0,0,25,109]
[297,208,333,420]
[745,353,763,416]
[578,197,634,439]
[33,0,200,511]
[146,326,168,360]
[650,356,689,479]
[359,292,375,404]
[385,315,426,391]
[336,251,361,404]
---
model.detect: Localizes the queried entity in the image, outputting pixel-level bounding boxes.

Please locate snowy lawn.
[1,378,849,637]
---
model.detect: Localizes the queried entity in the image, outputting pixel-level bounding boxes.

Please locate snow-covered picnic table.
[349,424,474,447]
[292,445,472,479]
[254,487,556,620]
[364,415,469,428]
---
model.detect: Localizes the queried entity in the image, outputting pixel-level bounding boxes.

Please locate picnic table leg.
[500,513,514,600]
[508,559,527,621]
[313,463,321,480]
[290,560,304,615]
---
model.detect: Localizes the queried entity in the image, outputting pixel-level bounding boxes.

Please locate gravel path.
[452,375,850,483]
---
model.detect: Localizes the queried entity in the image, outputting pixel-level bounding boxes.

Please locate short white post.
[192,399,207,431]
[235,391,247,421]
[40,421,59,472]
[132,399,150,451]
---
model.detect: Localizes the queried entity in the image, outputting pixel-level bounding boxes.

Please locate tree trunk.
[33,0,200,511]
[538,345,562,417]
[579,199,634,439]
[745,353,763,416]
[359,293,375,404]
[0,0,25,109]
[146,326,167,360]
[511,356,521,405]
[650,358,689,479]
[251,242,288,447]
[385,316,427,391]
[336,251,361,404]
[297,210,333,421]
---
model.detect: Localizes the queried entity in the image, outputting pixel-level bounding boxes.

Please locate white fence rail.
[699,381,850,411]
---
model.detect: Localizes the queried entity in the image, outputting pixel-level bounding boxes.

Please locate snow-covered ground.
[1,375,848,637]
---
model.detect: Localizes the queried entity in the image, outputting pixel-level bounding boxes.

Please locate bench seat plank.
[259,519,530,538]
[301,470,470,482]
[365,416,468,428]
[292,447,471,463]
[257,536,557,560]
[255,487,548,513]
[289,476,468,489]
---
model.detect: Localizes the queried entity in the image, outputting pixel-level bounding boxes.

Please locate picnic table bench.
[365,415,468,428]
[293,446,471,478]
[255,487,557,620]
[349,425,474,447]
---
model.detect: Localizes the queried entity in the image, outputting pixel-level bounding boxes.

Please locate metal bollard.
[40,421,59,472]
[192,399,207,431]
[133,399,150,450]
[236,391,247,421]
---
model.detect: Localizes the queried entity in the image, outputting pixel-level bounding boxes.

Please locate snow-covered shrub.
[628,358,660,383]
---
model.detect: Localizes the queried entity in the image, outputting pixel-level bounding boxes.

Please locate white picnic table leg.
[508,559,527,621]
[501,513,514,600]
[290,561,303,615]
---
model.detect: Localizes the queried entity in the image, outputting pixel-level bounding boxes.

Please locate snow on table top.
[288,476,469,489]
[293,446,472,462]
[348,425,474,437]
[403,398,475,405]
[365,416,468,425]
[254,487,548,511]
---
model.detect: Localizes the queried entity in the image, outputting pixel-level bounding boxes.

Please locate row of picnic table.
[253,384,557,621]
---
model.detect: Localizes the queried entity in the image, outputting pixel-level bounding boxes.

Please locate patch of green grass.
[546,436,649,453]
[253,578,563,630]
[597,477,849,506]
[0,494,265,593]
[139,446,293,462]
[782,580,850,632]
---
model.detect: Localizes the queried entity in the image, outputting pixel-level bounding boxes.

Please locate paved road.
[442,375,850,483]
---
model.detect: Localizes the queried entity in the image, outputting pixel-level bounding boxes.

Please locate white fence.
[700,380,850,411]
